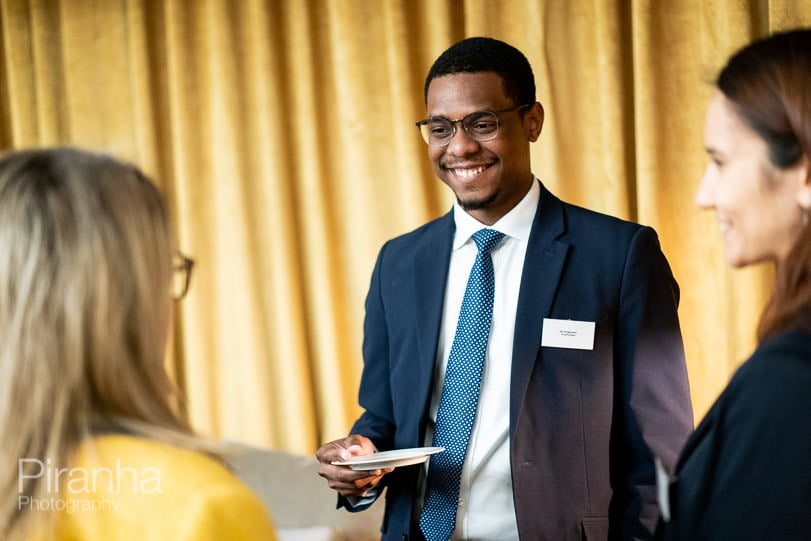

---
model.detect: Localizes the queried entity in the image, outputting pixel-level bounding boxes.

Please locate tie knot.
[471,228,505,255]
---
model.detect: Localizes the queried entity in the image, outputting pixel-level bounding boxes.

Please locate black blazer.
[348,182,693,540]
[660,329,811,540]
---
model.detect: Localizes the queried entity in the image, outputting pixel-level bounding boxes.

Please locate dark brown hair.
[717,29,811,341]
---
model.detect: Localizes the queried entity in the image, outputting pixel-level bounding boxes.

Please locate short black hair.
[423,37,536,106]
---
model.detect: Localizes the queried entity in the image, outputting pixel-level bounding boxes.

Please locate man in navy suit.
[317,37,693,541]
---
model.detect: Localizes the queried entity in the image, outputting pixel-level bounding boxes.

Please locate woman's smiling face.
[695,91,808,268]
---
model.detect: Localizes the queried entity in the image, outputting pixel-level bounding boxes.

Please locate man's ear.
[525,102,544,142]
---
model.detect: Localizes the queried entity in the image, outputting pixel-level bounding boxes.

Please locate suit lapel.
[413,212,455,418]
[510,184,570,436]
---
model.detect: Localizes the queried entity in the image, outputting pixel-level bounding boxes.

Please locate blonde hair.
[0,148,204,539]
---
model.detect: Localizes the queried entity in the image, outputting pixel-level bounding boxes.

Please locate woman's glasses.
[172,253,195,301]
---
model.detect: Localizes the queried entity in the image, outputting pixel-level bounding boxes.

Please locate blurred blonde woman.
[0,148,277,540]
[659,29,811,540]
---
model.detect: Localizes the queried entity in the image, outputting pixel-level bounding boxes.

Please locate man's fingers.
[325,471,389,495]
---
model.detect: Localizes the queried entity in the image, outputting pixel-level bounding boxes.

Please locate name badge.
[541,318,596,350]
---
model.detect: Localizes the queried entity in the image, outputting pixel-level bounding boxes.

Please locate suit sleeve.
[352,240,397,448]
[337,242,397,512]
[614,226,694,539]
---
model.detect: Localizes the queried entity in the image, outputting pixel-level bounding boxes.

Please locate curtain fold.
[1,0,810,454]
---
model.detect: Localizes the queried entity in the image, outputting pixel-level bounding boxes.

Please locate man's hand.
[316,434,394,498]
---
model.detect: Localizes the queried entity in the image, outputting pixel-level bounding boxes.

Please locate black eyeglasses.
[172,253,194,301]
[415,103,532,146]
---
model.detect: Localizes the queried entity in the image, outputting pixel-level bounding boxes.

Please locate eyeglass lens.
[420,111,499,146]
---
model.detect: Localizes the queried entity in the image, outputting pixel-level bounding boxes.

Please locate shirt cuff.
[345,487,380,508]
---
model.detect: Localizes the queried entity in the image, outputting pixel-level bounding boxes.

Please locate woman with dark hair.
[660,29,811,540]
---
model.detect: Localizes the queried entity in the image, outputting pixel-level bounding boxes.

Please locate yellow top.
[28,435,277,540]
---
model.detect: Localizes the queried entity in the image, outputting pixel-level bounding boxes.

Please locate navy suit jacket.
[347,182,693,541]
[660,330,811,541]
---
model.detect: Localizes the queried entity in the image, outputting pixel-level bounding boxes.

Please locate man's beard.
[457,189,498,212]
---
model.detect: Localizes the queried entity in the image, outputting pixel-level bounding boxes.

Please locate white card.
[541,318,596,350]
[655,456,672,522]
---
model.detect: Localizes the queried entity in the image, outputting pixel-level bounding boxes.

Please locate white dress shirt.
[419,179,539,540]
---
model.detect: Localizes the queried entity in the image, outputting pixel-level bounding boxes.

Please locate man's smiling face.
[425,71,542,225]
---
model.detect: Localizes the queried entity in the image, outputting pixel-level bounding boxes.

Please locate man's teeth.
[452,166,487,178]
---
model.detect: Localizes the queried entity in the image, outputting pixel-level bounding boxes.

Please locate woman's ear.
[796,154,811,210]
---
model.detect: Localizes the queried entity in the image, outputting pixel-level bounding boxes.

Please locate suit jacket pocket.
[581,516,608,540]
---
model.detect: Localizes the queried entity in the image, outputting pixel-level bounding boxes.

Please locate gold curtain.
[2,0,810,455]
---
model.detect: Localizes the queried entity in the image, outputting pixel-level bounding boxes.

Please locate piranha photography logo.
[18,458,163,513]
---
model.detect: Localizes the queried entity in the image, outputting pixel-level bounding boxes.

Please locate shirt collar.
[452,178,540,250]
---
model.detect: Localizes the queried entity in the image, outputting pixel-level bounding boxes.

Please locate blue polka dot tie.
[419,228,505,541]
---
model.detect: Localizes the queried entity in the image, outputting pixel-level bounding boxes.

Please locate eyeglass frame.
[415,103,534,147]
[172,253,195,301]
